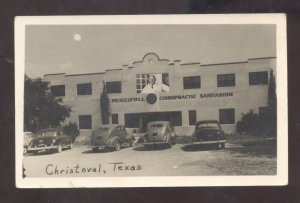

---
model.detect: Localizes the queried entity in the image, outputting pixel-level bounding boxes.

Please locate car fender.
[107,136,121,145]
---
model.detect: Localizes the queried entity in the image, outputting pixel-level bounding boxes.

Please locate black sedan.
[89,124,135,152]
[191,120,226,149]
[27,128,74,154]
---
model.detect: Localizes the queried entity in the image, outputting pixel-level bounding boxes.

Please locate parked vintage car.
[143,121,176,148]
[191,120,226,149]
[89,124,135,152]
[27,128,74,154]
[23,131,35,154]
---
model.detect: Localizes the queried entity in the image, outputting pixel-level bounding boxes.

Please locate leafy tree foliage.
[62,122,80,141]
[100,81,110,125]
[24,75,72,132]
[236,70,277,136]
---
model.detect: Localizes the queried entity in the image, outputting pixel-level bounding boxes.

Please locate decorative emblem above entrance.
[146,93,157,104]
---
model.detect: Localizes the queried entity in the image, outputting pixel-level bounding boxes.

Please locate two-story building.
[44,53,276,140]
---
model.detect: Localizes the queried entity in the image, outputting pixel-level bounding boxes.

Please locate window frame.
[51,85,65,97]
[111,113,119,124]
[249,71,268,85]
[78,115,92,129]
[219,108,235,124]
[77,83,92,95]
[106,81,122,94]
[183,76,201,89]
[217,73,236,87]
[188,110,197,125]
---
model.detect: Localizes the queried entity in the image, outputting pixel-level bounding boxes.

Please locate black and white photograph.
[15,14,288,188]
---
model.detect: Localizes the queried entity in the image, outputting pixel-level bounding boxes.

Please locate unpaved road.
[23,139,276,177]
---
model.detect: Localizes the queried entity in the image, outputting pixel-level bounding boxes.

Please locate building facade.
[44,53,276,138]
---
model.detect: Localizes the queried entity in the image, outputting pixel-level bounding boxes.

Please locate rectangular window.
[125,114,140,128]
[79,115,92,129]
[249,71,268,85]
[183,76,201,89]
[219,109,235,124]
[51,85,65,96]
[77,83,92,95]
[106,81,122,93]
[111,114,118,124]
[217,74,235,87]
[189,110,197,125]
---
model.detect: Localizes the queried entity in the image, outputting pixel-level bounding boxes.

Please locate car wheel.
[112,140,121,151]
[57,144,62,153]
[129,139,134,147]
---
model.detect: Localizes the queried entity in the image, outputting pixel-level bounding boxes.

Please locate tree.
[266,69,277,136]
[24,75,72,132]
[62,122,80,141]
[100,81,110,125]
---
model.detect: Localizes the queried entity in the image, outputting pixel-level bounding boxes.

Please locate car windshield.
[99,127,109,131]
[197,123,219,129]
[148,124,164,129]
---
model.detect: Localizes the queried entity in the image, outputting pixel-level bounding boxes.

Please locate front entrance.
[124,111,182,131]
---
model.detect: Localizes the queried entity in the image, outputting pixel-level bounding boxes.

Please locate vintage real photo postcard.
[15,14,287,188]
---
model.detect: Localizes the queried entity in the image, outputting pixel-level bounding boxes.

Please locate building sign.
[200,92,233,98]
[111,92,233,103]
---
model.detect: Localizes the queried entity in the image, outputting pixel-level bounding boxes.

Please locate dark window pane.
[77,83,92,95]
[125,114,140,128]
[106,81,122,93]
[189,110,197,125]
[219,109,235,124]
[183,76,201,89]
[111,114,118,124]
[51,85,65,96]
[79,115,92,129]
[249,71,268,85]
[217,74,235,87]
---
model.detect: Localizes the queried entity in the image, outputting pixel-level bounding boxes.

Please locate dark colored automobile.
[192,120,226,149]
[23,131,35,154]
[27,129,74,154]
[143,121,176,148]
[89,124,135,152]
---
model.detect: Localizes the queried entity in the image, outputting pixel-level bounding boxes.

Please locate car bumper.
[192,140,226,145]
[88,145,110,150]
[28,145,58,151]
[143,141,169,145]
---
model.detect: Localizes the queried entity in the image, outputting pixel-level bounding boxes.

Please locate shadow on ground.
[133,144,171,151]
[181,144,223,152]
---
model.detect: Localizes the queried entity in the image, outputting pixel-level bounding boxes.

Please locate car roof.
[196,120,220,124]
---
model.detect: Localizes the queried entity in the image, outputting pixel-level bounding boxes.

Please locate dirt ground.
[23,134,276,177]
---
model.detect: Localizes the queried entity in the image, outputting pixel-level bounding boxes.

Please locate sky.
[25,24,276,78]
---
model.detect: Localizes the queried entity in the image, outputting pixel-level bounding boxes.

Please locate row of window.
[77,107,267,129]
[183,71,268,89]
[51,71,269,96]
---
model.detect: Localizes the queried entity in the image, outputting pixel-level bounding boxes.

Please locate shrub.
[236,110,263,135]
[62,122,80,141]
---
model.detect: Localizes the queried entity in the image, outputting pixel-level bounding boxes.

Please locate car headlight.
[52,139,56,144]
